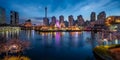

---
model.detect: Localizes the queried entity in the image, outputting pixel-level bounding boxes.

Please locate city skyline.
[0,0,120,24]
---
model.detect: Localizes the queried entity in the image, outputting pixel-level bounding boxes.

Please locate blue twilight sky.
[0,0,120,24]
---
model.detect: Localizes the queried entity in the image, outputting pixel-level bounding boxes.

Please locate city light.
[3,56,30,60]
[0,38,30,54]
[0,0,120,60]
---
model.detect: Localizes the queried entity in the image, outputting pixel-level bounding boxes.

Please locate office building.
[90,12,96,22]
[59,15,64,23]
[68,15,74,27]
[96,11,106,25]
[0,7,6,24]
[77,15,84,26]
[43,17,49,26]
[10,11,19,25]
[50,16,56,26]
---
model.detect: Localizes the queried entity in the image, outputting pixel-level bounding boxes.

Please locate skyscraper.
[0,7,6,24]
[68,15,74,27]
[43,7,49,26]
[50,16,56,26]
[90,12,96,22]
[77,15,84,26]
[10,11,19,25]
[97,11,106,20]
[43,17,49,26]
[97,11,106,25]
[45,7,47,18]
[59,15,64,23]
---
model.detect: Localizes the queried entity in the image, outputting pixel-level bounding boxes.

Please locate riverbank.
[93,44,120,60]
[34,29,103,32]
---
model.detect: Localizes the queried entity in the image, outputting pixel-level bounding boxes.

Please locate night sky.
[0,0,120,24]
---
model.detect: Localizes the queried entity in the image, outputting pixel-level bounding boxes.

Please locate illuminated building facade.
[43,17,49,26]
[106,16,120,31]
[43,7,49,26]
[50,16,56,26]
[96,11,106,25]
[10,11,19,25]
[59,15,65,28]
[77,15,84,26]
[59,15,64,23]
[45,7,47,18]
[68,15,74,27]
[0,7,6,24]
[90,12,96,22]
[24,19,32,27]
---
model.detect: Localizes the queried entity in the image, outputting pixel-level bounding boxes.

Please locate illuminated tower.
[97,11,106,25]
[59,15,64,23]
[97,11,106,20]
[0,7,6,24]
[68,15,74,27]
[45,7,47,18]
[43,17,49,26]
[50,16,56,26]
[77,15,84,26]
[10,11,19,25]
[90,12,96,22]
[43,7,49,26]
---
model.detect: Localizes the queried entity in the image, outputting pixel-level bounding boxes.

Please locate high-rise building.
[96,11,106,25]
[64,21,68,27]
[51,16,56,24]
[10,11,19,25]
[77,15,84,26]
[90,12,96,22]
[43,7,49,26]
[97,11,106,20]
[68,15,74,27]
[43,17,49,26]
[85,20,90,26]
[0,7,6,24]
[59,15,66,27]
[50,16,56,26]
[59,15,64,23]
[45,7,47,18]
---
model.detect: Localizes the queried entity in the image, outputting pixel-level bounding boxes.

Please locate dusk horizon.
[1,0,120,60]
[0,0,120,24]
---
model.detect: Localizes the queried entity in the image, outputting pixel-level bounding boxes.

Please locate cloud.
[1,0,120,23]
[11,3,44,18]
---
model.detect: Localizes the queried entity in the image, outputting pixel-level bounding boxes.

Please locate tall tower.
[0,7,6,24]
[77,15,84,26]
[97,11,106,25]
[68,15,74,27]
[90,12,96,22]
[59,15,64,23]
[97,11,106,20]
[10,11,19,25]
[45,7,47,18]
[43,7,49,26]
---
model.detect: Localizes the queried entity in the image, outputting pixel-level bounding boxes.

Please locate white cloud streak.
[10,0,120,21]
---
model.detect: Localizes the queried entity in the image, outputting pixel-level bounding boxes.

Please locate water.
[0,30,99,60]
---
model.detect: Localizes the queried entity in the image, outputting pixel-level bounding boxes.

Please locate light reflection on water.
[1,30,120,60]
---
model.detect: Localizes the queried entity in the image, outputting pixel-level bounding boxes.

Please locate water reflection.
[36,32,85,48]
[0,30,20,40]
[3,30,120,60]
[90,31,120,46]
[35,31,94,60]
[0,30,31,60]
